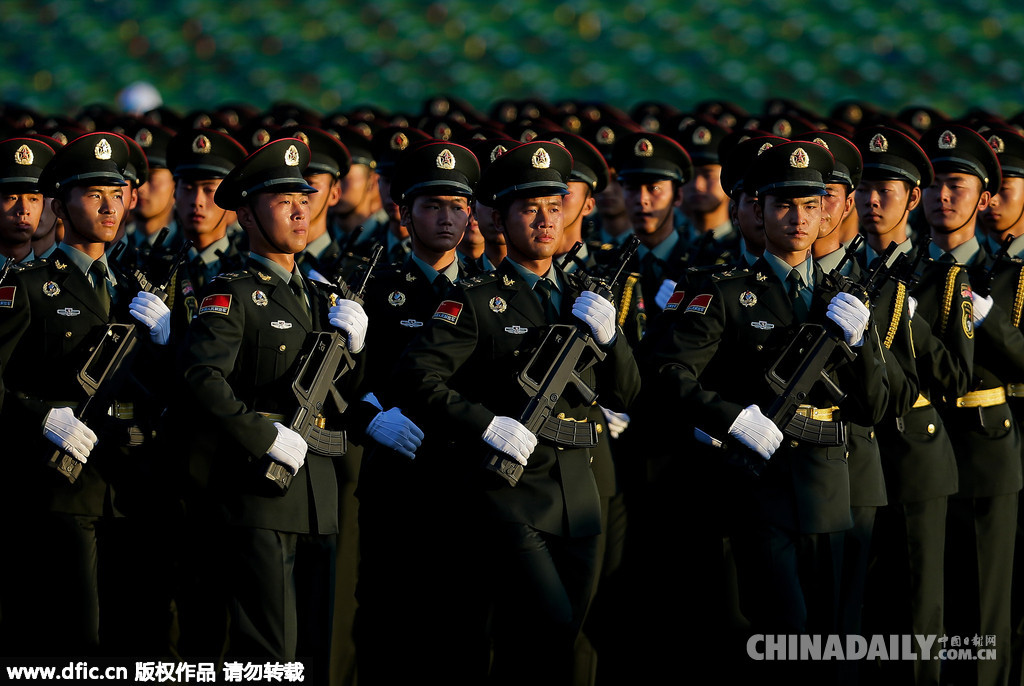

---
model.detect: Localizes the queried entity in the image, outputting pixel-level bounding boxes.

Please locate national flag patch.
[663,290,687,311]
[433,300,463,325]
[685,294,713,315]
[0,286,15,308]
[199,293,232,316]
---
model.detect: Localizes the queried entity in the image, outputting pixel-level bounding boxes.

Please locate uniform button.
[756,344,763,351]
[789,440,799,448]
[927,424,936,435]
[64,331,72,338]
[1005,419,1012,429]
[845,451,850,459]
[589,456,594,464]
[278,344,286,352]
[869,430,875,439]
[513,350,520,357]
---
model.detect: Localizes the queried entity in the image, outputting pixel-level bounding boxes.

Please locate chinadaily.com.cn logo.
[746,634,997,661]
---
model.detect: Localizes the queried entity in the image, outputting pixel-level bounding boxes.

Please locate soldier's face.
[135,168,175,221]
[240,192,310,255]
[401,195,471,255]
[922,172,989,234]
[560,180,595,240]
[304,173,341,228]
[335,164,376,214]
[377,174,400,222]
[682,165,727,215]
[476,199,504,246]
[819,183,854,239]
[980,176,1024,236]
[856,178,918,237]
[176,178,228,238]
[756,194,821,258]
[734,192,765,252]
[494,195,564,262]
[0,192,43,246]
[55,185,124,244]
[596,175,626,217]
[621,178,681,240]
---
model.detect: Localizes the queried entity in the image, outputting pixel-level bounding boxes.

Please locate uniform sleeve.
[178,283,278,458]
[391,290,497,439]
[642,282,745,438]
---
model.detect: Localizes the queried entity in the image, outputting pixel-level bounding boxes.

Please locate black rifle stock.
[484,236,640,486]
[47,242,189,483]
[263,243,384,491]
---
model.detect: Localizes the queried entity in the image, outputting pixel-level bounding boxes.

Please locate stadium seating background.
[3,0,1022,119]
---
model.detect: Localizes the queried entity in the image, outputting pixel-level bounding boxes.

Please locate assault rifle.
[720,238,898,479]
[48,239,191,483]
[972,234,1014,298]
[263,243,384,492]
[484,236,639,487]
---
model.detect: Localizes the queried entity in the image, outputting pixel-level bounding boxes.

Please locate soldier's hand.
[367,407,425,459]
[827,292,870,347]
[483,416,537,466]
[970,291,993,326]
[728,405,783,460]
[600,405,631,439]
[129,290,172,346]
[329,300,369,353]
[572,290,617,346]
[43,407,98,463]
[267,422,307,475]
[654,278,678,311]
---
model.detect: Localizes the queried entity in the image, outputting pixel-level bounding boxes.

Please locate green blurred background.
[3,0,1022,120]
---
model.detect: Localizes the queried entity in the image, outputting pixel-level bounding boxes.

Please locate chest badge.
[53,260,67,270]
[57,307,80,316]
[489,296,507,313]
[755,272,767,282]
[388,291,407,307]
[400,319,424,328]
[504,325,528,334]
[252,290,269,306]
[739,291,757,307]
[257,272,272,282]
[43,281,60,297]
[502,275,515,286]
[270,320,292,329]
[751,320,775,330]
[405,272,417,282]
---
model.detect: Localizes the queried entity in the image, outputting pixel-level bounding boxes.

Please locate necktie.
[787,269,809,323]
[289,276,311,322]
[534,279,559,321]
[433,273,452,297]
[938,252,956,264]
[90,261,111,317]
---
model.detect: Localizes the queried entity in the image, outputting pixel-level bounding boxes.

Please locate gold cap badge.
[989,135,1005,153]
[192,135,211,154]
[14,144,33,166]
[284,145,300,166]
[531,147,551,169]
[938,130,957,150]
[789,147,809,169]
[94,138,112,160]
[869,134,888,154]
[436,148,456,170]
[634,138,654,158]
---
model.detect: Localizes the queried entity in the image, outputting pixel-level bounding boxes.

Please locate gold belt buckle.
[1006,383,1024,399]
[109,401,134,420]
[955,387,1007,408]
[795,404,836,421]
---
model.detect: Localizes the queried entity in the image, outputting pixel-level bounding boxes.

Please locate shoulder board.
[462,273,498,289]
[710,268,749,281]
[214,270,252,282]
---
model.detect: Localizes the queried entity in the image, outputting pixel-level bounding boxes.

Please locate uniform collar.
[635,228,680,263]
[929,234,980,264]
[865,238,913,268]
[504,258,563,294]
[304,230,333,259]
[763,249,813,288]
[60,244,117,285]
[249,252,294,283]
[411,253,460,284]
[190,235,231,266]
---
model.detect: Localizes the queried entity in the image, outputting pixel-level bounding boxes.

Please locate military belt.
[793,404,838,421]
[955,387,1007,408]
[40,399,134,420]
[538,413,600,448]
[1006,383,1024,399]
[912,394,931,408]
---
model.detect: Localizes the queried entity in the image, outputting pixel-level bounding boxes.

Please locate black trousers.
[222,528,337,685]
[488,522,599,686]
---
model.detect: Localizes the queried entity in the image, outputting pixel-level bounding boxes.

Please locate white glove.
[727,405,783,460]
[572,290,617,346]
[827,291,871,347]
[600,406,631,439]
[307,268,331,285]
[43,406,98,463]
[361,392,383,411]
[654,278,678,311]
[267,422,307,475]
[907,295,918,321]
[328,299,369,353]
[482,416,537,466]
[129,290,171,346]
[367,407,425,459]
[971,292,993,326]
